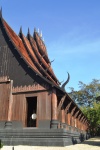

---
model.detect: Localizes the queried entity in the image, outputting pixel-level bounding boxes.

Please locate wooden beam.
[82,118,86,124]
[74,110,80,118]
[65,101,72,114]
[70,106,76,116]
[78,113,82,120]
[57,94,66,115]
[51,88,57,120]
[80,116,85,122]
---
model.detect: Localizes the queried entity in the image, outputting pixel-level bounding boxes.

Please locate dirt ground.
[2,136,100,150]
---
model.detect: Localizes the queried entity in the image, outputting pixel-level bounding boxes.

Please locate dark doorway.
[26,97,37,127]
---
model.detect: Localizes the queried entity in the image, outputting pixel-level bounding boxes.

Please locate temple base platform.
[0,121,90,146]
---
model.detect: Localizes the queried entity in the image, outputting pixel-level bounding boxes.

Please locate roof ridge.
[28,34,60,85]
[2,18,41,75]
[0,15,59,86]
[33,32,60,83]
[20,30,58,85]
[34,31,50,64]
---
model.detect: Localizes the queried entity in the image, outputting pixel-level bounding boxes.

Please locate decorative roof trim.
[0,17,59,87]
[28,34,60,85]
[20,31,58,85]
[12,84,50,94]
[1,18,41,75]
[61,72,70,91]
[34,31,50,64]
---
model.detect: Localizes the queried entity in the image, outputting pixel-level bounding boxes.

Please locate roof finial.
[43,37,44,42]
[40,30,42,38]
[50,59,55,65]
[20,26,22,33]
[32,28,36,38]
[38,28,39,33]
[34,28,36,32]
[18,26,22,37]
[61,72,70,91]
[28,27,30,35]
[0,7,2,18]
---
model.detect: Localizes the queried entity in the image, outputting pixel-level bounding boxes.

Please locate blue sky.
[0,0,100,92]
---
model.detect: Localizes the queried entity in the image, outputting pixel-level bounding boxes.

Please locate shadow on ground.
[82,137,100,147]
[72,133,89,145]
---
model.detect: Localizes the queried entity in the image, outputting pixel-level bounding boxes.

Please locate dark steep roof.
[0,15,60,86]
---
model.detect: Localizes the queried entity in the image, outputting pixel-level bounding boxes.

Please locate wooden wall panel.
[38,91,51,121]
[11,91,51,127]
[11,94,26,127]
[0,83,10,120]
[45,92,51,120]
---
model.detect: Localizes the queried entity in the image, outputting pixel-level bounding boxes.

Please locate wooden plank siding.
[11,91,51,127]
[11,94,26,127]
[37,91,51,121]
[0,82,10,120]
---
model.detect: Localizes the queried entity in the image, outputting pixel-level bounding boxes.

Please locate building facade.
[0,9,90,146]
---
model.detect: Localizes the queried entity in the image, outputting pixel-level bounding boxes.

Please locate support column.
[80,121,82,130]
[68,112,71,131]
[77,114,82,131]
[60,106,66,128]
[79,119,81,130]
[70,115,75,131]
[81,120,83,131]
[75,118,77,128]
[70,106,76,131]
[5,80,13,129]
[51,88,58,128]
[72,116,75,127]
[77,119,80,130]
[67,113,71,125]
[75,118,78,132]
[65,113,68,130]
[72,116,76,131]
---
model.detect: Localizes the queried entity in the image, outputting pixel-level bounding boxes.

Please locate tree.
[69,79,100,107]
[69,79,100,135]
[81,102,100,136]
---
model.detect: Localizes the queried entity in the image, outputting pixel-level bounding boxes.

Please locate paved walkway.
[2,137,100,150]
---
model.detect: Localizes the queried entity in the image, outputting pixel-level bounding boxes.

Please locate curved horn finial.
[61,72,70,91]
